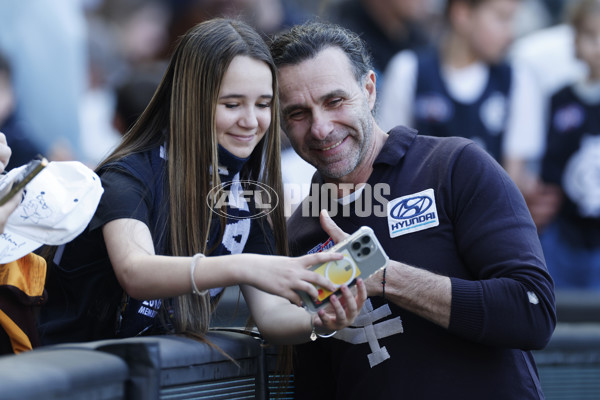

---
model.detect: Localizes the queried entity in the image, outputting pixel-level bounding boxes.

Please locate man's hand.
[319,209,349,243]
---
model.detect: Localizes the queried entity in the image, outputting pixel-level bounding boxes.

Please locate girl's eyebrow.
[219,93,273,100]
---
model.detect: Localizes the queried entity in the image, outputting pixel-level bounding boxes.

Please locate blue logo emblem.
[389,196,433,220]
[387,189,439,238]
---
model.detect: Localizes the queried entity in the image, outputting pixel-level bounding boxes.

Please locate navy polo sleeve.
[447,143,556,349]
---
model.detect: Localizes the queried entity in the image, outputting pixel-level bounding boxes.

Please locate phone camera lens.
[352,241,361,250]
[361,236,371,244]
[362,247,371,255]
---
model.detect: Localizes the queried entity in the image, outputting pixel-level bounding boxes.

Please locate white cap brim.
[0,230,43,264]
[0,161,103,263]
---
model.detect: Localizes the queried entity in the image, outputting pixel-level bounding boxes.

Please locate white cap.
[0,161,104,263]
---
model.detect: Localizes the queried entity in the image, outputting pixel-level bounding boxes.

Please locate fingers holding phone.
[0,155,48,234]
[298,226,389,313]
[0,132,11,173]
[0,136,22,233]
[0,156,47,207]
[314,277,367,333]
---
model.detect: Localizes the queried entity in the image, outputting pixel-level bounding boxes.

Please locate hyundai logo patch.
[387,188,439,238]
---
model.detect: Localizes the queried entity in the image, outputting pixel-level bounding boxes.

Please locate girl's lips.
[228,133,255,142]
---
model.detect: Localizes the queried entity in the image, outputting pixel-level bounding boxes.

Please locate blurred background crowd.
[0,0,598,293]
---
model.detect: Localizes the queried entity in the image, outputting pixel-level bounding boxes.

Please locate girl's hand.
[244,251,343,307]
[313,278,367,332]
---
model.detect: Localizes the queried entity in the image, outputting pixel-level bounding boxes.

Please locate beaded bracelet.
[190,253,208,296]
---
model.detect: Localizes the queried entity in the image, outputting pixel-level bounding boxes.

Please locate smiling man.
[278,45,378,182]
[270,21,556,400]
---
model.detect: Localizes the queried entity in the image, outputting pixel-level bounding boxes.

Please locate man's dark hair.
[269,21,373,83]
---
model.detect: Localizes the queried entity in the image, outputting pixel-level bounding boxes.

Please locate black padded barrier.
[155,332,264,399]
[52,338,162,400]
[47,330,267,400]
[2,287,600,400]
[0,347,128,400]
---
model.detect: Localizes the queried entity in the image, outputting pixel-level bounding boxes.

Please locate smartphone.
[0,156,48,206]
[299,226,389,312]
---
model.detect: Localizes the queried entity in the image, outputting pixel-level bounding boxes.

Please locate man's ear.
[364,70,377,111]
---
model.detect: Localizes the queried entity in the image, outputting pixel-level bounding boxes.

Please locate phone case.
[299,226,389,312]
[0,156,48,206]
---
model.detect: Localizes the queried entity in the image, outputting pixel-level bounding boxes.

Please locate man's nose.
[310,110,333,140]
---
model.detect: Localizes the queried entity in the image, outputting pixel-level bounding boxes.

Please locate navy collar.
[373,125,418,167]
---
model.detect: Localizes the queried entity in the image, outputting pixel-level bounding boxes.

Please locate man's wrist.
[365,268,385,297]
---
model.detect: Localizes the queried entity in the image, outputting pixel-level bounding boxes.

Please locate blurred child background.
[378,0,544,189]
[538,0,600,290]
